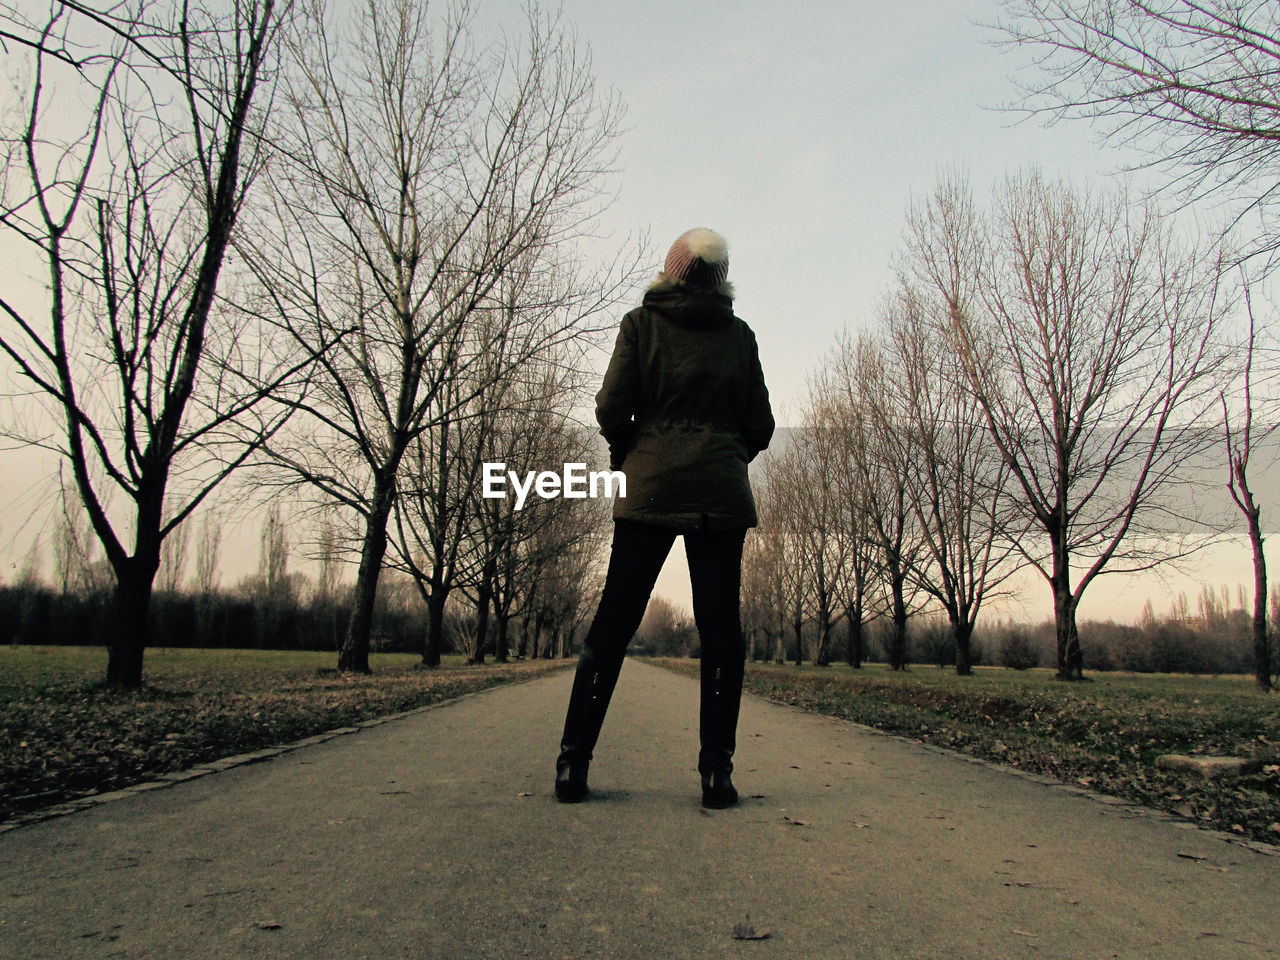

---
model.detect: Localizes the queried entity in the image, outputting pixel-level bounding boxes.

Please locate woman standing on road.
[554,227,774,809]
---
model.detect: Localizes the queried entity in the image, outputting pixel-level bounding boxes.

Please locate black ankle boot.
[555,761,590,803]
[700,770,738,809]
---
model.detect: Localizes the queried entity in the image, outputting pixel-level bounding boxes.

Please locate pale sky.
[550,0,1139,407]
[3,0,1276,626]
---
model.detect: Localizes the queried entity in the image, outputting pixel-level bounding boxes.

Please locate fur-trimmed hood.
[642,276,737,329]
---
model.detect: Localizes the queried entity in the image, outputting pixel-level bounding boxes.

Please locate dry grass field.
[0,646,566,823]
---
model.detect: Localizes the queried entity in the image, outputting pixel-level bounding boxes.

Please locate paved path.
[1,660,1278,959]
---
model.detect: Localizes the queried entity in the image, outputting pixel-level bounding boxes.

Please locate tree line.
[4,490,601,659]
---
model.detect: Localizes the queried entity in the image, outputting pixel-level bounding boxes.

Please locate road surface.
[1,660,1276,959]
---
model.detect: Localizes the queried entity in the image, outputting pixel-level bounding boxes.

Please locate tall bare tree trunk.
[471,557,495,666]
[424,585,449,668]
[1245,512,1271,692]
[815,607,833,666]
[104,481,165,686]
[1224,303,1273,694]
[1052,573,1084,681]
[889,571,908,671]
[846,606,864,669]
[495,611,511,664]
[106,561,155,687]
[341,472,398,673]
[792,606,804,666]
[953,620,974,677]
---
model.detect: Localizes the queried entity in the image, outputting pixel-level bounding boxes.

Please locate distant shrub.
[998,630,1038,670]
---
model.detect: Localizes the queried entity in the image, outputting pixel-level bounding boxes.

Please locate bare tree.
[879,285,1020,675]
[514,492,607,660]
[253,0,632,673]
[1222,282,1275,691]
[442,597,483,663]
[825,334,928,671]
[305,508,345,648]
[0,0,299,686]
[192,508,222,598]
[755,449,815,666]
[52,478,94,596]
[997,0,1280,267]
[390,378,487,665]
[387,266,612,667]
[821,393,878,670]
[388,346,611,669]
[313,509,342,601]
[909,171,1229,679]
[241,500,293,644]
[15,538,43,591]
[462,364,604,665]
[636,595,697,658]
[258,501,290,599]
[741,520,789,663]
[781,414,847,665]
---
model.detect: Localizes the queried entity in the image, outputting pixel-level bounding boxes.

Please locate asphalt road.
[1,660,1277,960]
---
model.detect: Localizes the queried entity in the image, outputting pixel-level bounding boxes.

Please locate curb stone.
[1154,753,1254,780]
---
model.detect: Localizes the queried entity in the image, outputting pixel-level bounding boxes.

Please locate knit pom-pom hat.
[663,228,729,287]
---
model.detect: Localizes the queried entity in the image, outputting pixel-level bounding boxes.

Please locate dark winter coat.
[595,278,774,531]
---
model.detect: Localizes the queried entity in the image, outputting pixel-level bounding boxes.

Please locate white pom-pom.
[682,228,728,264]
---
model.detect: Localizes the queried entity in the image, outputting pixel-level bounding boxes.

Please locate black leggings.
[559,518,747,774]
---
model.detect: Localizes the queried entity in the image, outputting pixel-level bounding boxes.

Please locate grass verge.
[1,646,568,823]
[654,658,1280,846]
